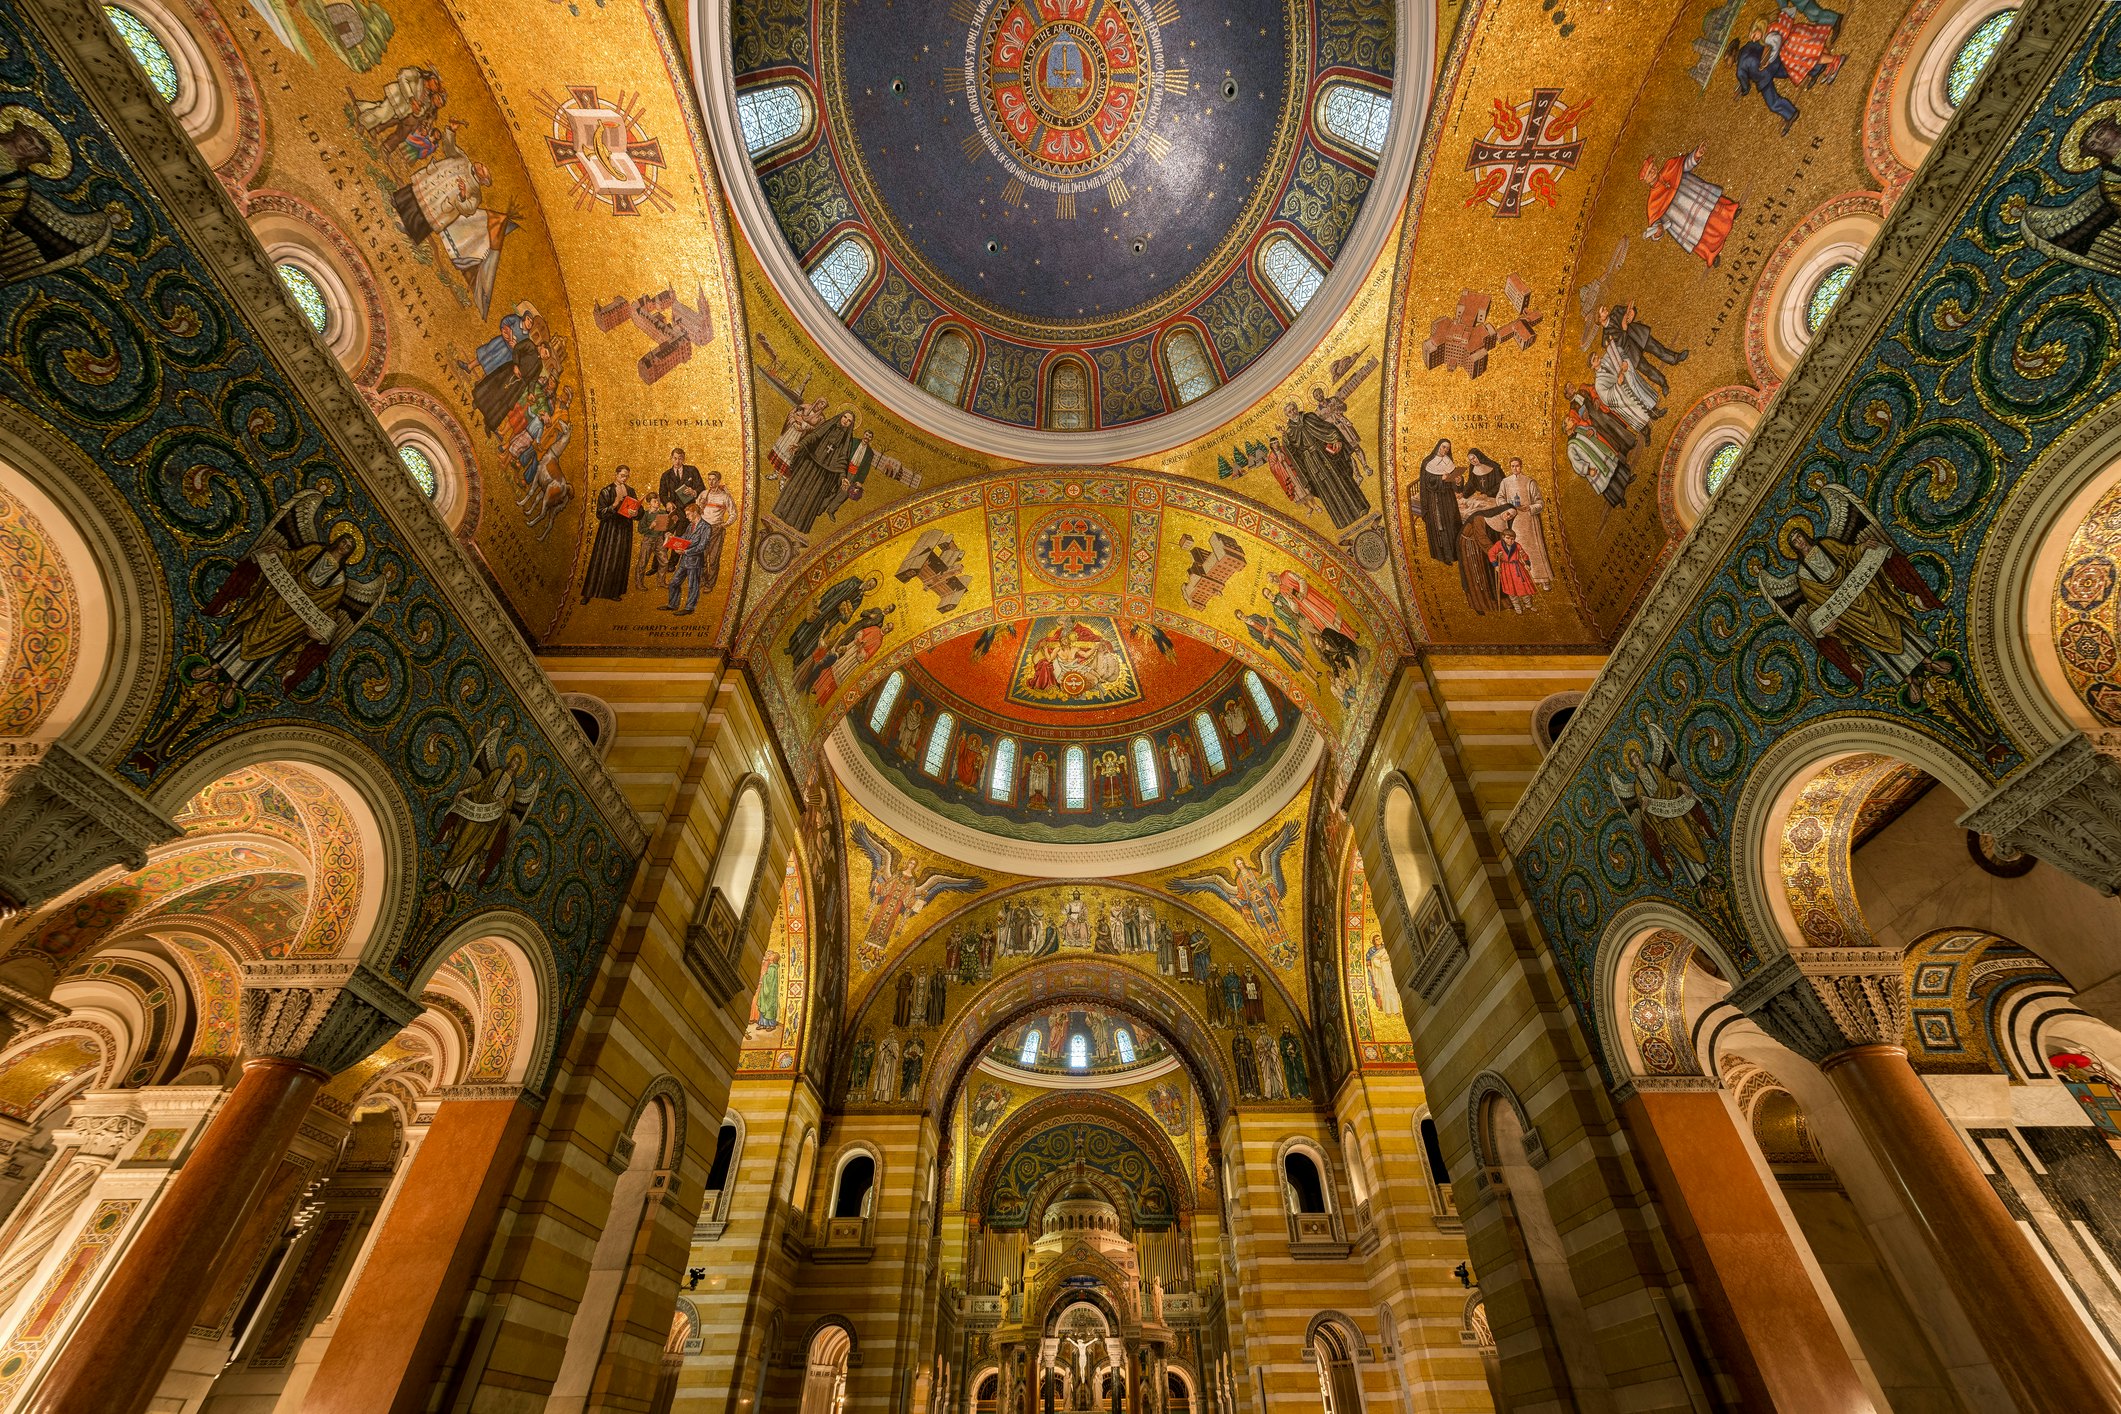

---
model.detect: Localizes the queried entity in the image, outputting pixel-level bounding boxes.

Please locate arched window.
[706,783,771,946]
[736,81,814,160]
[1194,711,1227,774]
[1115,1028,1136,1065]
[923,710,956,778]
[989,736,1017,801]
[1063,746,1087,810]
[1316,80,1391,158]
[1019,1029,1042,1065]
[1805,262,1855,335]
[276,262,331,336]
[702,1118,741,1230]
[798,1324,853,1414]
[1244,670,1279,732]
[1046,357,1091,430]
[1419,1115,1457,1222]
[1163,328,1217,405]
[1132,736,1161,801]
[706,1121,738,1194]
[1702,438,1742,499]
[789,1127,820,1208]
[918,328,974,406]
[807,235,873,316]
[1068,1033,1089,1069]
[105,5,179,102]
[1312,1322,1364,1413]
[869,670,905,732]
[1946,9,2015,107]
[1341,1124,1370,1204]
[1283,1151,1327,1213]
[1258,234,1325,316]
[551,1100,675,1405]
[832,1153,876,1218]
[396,443,439,500]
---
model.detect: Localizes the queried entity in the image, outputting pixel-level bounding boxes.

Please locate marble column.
[23,965,418,1414]
[1739,951,2121,1414]
[304,1086,539,1414]
[1619,1077,1873,1412]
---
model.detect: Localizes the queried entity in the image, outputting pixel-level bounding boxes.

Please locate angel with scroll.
[1171,820,1300,966]
[850,820,985,967]
[434,727,543,890]
[1605,722,1714,888]
[199,490,390,696]
[1753,481,1948,702]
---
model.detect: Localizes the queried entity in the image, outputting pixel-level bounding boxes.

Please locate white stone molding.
[0,741,179,917]
[1960,732,2121,894]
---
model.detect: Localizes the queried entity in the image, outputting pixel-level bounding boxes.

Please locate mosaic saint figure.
[749,949,782,1032]
[198,494,388,696]
[0,114,118,288]
[580,466,639,605]
[1496,458,1553,588]
[1232,1033,1260,1099]
[1172,820,1300,965]
[1366,936,1402,1016]
[1416,439,1465,564]
[786,574,878,670]
[1640,146,1739,266]
[773,410,861,535]
[1605,722,1715,887]
[435,728,542,890]
[1025,749,1053,810]
[873,1035,899,1102]
[1281,399,1369,529]
[1254,1030,1284,1099]
[1279,1031,1309,1099]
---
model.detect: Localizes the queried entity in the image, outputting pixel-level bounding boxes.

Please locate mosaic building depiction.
[4,0,2121,1410]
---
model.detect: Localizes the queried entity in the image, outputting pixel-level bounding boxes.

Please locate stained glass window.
[1259,235,1325,315]
[106,7,179,104]
[1068,1033,1088,1069]
[1947,10,2015,108]
[1244,670,1279,732]
[1019,1029,1041,1065]
[397,444,438,499]
[736,82,810,158]
[919,329,973,405]
[988,736,1017,801]
[1063,746,1087,810]
[1047,359,1089,430]
[923,710,956,778]
[1132,737,1161,801]
[1805,263,1855,335]
[1704,440,1742,498]
[1115,1029,1136,1065]
[1164,328,1216,405]
[276,263,330,336]
[808,236,872,316]
[1194,711,1227,774]
[869,671,904,732]
[1317,81,1391,158]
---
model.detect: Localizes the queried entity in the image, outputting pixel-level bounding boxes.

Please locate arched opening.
[702,1118,740,1231]
[1314,79,1391,160]
[832,1151,876,1219]
[1310,1320,1364,1413]
[1161,327,1218,407]
[1257,232,1326,318]
[918,328,976,407]
[799,1322,853,1414]
[1282,1150,1327,1214]
[807,234,875,317]
[548,1094,679,1412]
[736,79,816,162]
[1043,356,1091,431]
[1417,1114,1457,1225]
[702,781,772,958]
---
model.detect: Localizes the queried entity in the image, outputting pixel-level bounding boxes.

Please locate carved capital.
[0,983,66,1047]
[54,1096,148,1159]
[1960,733,2121,894]
[0,742,179,916]
[238,961,423,1076]
[1730,949,1907,1064]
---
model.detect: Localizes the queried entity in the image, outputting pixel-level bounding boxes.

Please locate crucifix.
[1465,88,1584,218]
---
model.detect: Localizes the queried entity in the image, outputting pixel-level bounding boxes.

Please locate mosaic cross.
[1465,88,1585,219]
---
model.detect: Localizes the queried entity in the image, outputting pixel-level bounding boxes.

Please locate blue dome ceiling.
[728,0,1396,433]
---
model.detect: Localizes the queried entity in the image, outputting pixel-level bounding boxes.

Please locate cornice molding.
[825,718,1321,876]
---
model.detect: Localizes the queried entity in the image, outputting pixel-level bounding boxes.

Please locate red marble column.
[1823,1044,2121,1413]
[1621,1085,1873,1412]
[25,1057,326,1414]
[305,1094,537,1414]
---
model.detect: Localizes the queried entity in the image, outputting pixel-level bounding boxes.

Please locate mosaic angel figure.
[1753,481,1948,701]
[1605,722,1715,887]
[198,490,389,696]
[434,727,542,890]
[1171,820,1300,966]
[0,110,119,287]
[850,820,984,967]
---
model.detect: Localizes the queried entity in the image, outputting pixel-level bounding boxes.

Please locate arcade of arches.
[9,0,2121,1410]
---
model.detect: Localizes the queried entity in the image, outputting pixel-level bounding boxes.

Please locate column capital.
[52,1092,148,1158]
[0,740,179,917]
[1960,732,2121,894]
[239,961,423,1076]
[1728,949,1907,1064]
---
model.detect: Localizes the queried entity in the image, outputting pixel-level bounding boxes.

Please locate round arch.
[910,955,1245,1124]
[406,909,563,1092]
[966,1088,1195,1231]
[1589,899,1752,1087]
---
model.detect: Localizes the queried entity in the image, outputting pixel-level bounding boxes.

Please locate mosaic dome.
[845,617,1304,847]
[712,0,1406,451]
